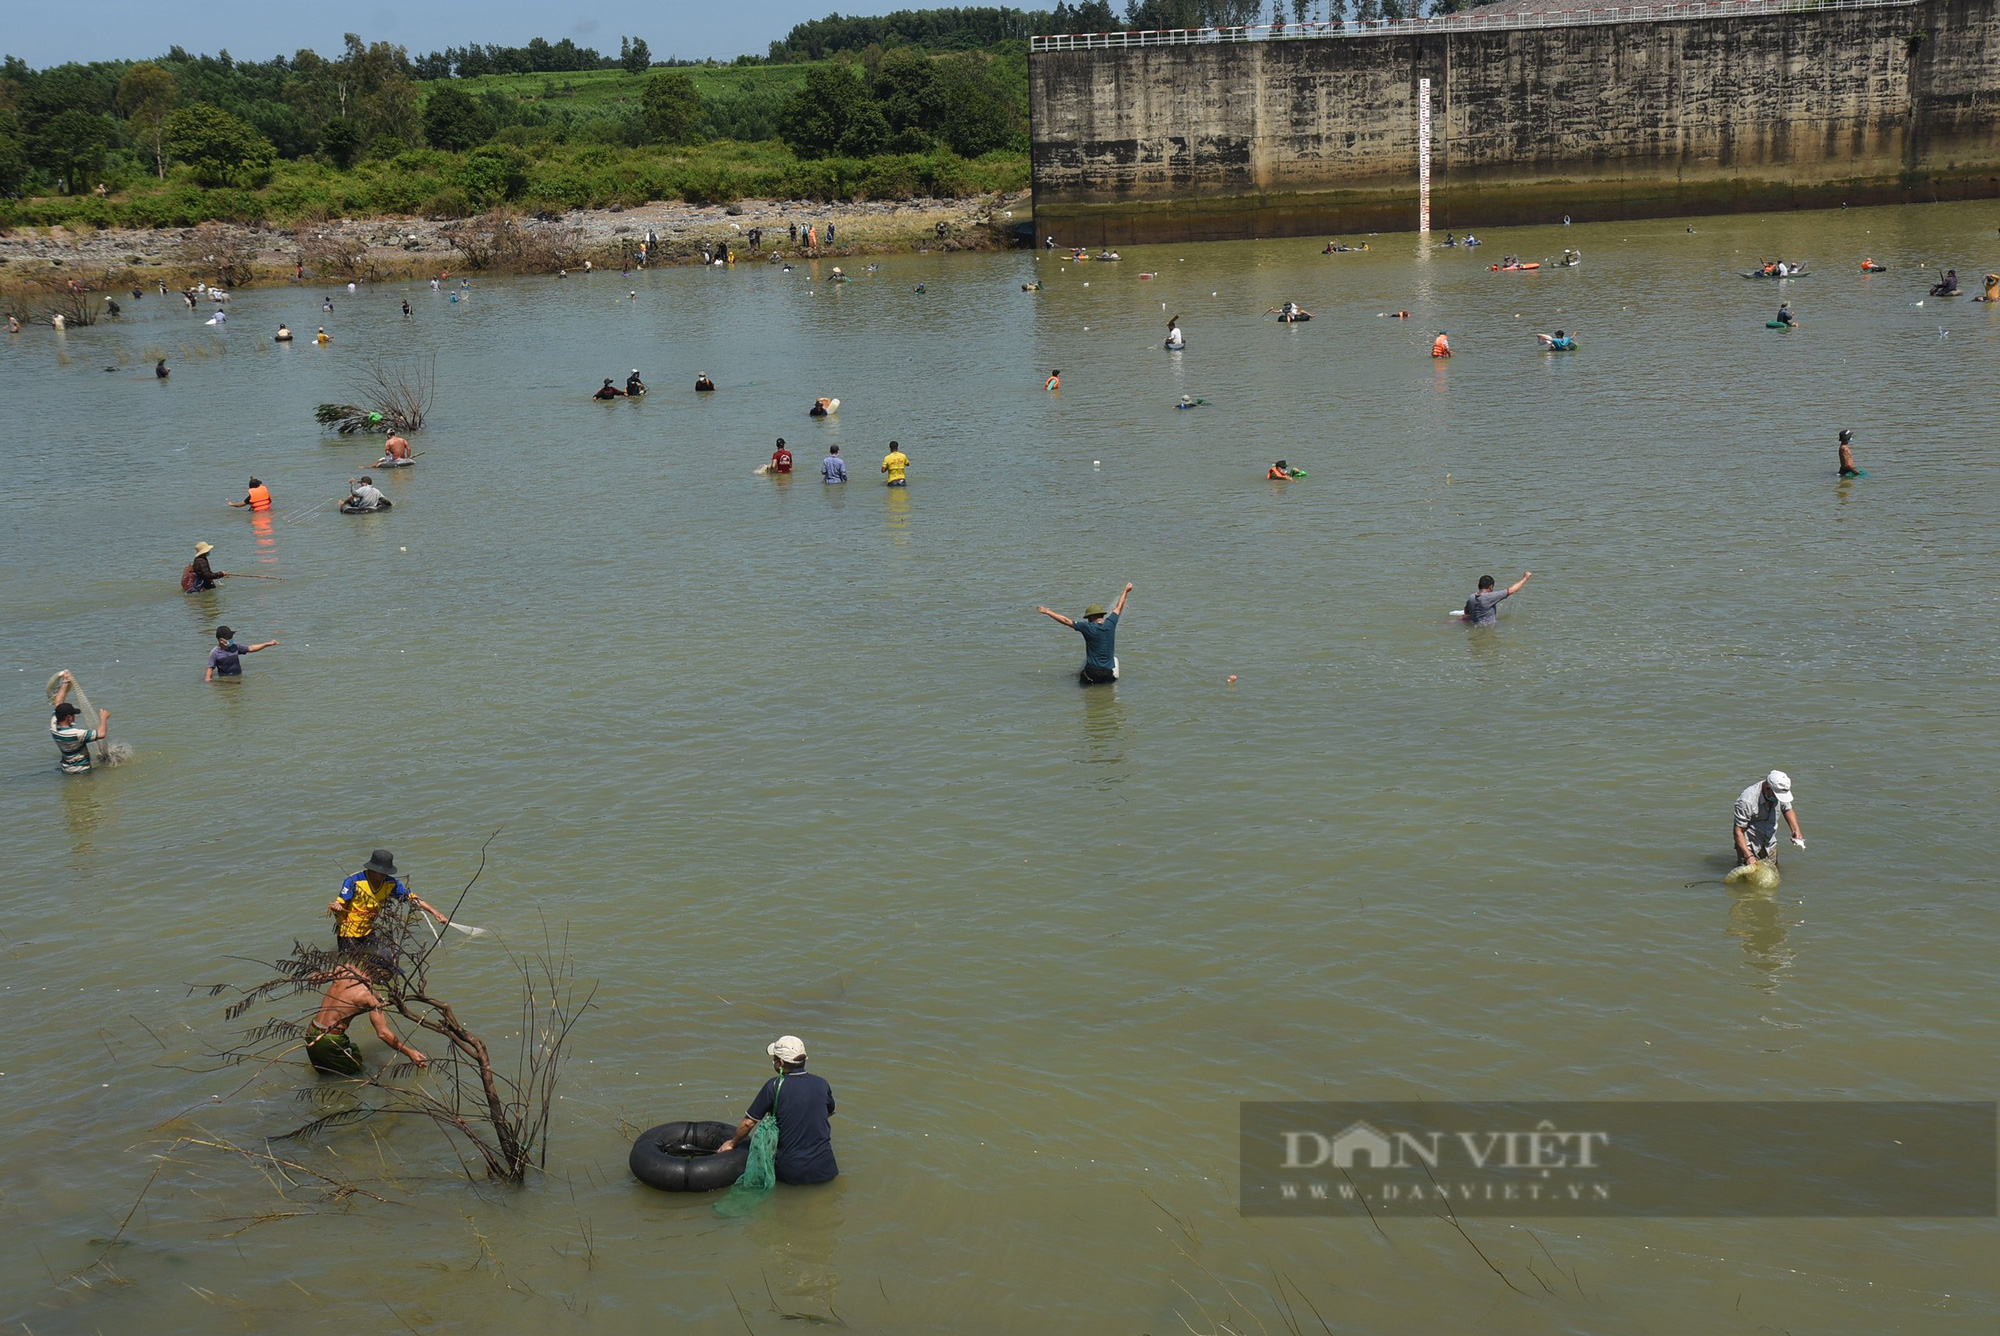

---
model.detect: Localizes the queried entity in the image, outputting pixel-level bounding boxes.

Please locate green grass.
[0,139,1029,231]
[445,64,817,109]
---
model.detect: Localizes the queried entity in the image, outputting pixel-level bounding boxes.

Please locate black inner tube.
[630,1120,751,1192]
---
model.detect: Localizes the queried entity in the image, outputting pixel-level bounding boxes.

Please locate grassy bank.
[0,140,1028,231]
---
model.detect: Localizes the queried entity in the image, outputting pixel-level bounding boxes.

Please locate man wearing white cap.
[715,1034,838,1185]
[1733,770,1804,870]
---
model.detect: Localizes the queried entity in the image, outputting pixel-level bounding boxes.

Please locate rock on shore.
[0,192,1030,292]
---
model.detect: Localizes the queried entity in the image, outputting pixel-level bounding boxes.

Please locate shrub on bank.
[0,141,1026,231]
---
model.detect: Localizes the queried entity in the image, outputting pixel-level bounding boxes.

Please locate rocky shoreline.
[0,191,1030,294]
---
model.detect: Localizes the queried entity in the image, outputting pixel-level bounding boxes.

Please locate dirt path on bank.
[0,192,1031,294]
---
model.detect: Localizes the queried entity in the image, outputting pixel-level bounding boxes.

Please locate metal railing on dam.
[1028,0,1921,50]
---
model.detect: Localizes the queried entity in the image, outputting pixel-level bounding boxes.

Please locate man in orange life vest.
[229,478,272,511]
[1431,331,1452,358]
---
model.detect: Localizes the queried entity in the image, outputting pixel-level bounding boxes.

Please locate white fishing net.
[47,671,133,766]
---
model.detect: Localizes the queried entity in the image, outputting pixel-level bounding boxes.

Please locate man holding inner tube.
[716,1035,839,1185]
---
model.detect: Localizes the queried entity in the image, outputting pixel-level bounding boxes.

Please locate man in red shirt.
[770,439,793,474]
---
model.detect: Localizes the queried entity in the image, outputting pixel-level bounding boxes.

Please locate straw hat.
[194,542,214,557]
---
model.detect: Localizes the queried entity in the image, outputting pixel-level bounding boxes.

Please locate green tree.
[0,108,28,193]
[455,144,529,205]
[936,54,1013,158]
[163,103,276,186]
[873,48,945,151]
[115,61,179,179]
[640,70,705,145]
[31,109,113,193]
[422,83,494,150]
[319,115,361,167]
[779,63,888,160]
[621,36,652,75]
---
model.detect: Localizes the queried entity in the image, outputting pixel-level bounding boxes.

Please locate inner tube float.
[339,499,393,514]
[629,1120,750,1192]
[1765,320,1795,329]
[1741,269,1807,279]
[374,457,416,468]
[1278,313,1311,322]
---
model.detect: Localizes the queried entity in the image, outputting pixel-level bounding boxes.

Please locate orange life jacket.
[245,485,271,511]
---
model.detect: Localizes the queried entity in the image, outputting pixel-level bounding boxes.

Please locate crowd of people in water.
[29,218,1957,1199]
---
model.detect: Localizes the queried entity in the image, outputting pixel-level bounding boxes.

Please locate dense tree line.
[408,37,617,81]
[0,36,423,194]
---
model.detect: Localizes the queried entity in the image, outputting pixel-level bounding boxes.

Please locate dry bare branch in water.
[443,211,582,273]
[177,222,260,289]
[297,229,383,283]
[315,352,436,434]
[201,837,592,1185]
[36,274,104,327]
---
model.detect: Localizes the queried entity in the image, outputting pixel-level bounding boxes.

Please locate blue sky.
[3,0,864,68]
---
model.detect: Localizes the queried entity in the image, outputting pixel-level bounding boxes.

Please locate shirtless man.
[304,959,428,1076]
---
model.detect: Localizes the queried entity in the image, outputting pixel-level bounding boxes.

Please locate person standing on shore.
[1733,771,1804,871]
[713,1035,838,1185]
[1037,583,1132,685]
[821,445,847,483]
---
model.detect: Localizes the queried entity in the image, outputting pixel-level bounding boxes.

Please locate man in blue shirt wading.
[717,1034,838,1185]
[821,445,847,483]
[1037,582,1132,685]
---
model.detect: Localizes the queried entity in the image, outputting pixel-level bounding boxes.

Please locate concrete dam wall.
[1029,0,2000,243]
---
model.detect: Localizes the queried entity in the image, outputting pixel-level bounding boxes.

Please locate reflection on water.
[1078,682,1126,781]
[883,478,911,545]
[1727,883,1798,993]
[58,774,103,844]
[743,1186,846,1322]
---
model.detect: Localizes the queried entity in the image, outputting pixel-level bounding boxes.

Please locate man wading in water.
[715,1035,838,1185]
[304,957,428,1076]
[1733,770,1804,872]
[330,849,448,960]
[48,673,108,775]
[1037,582,1133,685]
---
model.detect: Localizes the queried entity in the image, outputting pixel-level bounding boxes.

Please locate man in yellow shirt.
[880,441,909,487]
[329,849,448,959]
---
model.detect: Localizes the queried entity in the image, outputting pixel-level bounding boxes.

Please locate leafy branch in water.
[314,352,436,433]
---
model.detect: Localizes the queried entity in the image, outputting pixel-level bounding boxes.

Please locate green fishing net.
[714,1076,782,1217]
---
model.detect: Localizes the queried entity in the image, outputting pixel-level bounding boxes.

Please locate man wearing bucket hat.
[715,1035,839,1184]
[1036,582,1133,685]
[1733,771,1805,870]
[329,849,449,959]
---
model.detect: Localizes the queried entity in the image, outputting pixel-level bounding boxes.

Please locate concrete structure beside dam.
[1028,0,2000,243]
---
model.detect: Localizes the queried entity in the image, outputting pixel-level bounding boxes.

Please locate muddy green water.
[3,202,1998,1334]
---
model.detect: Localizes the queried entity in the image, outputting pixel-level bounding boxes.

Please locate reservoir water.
[3,200,1998,1333]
